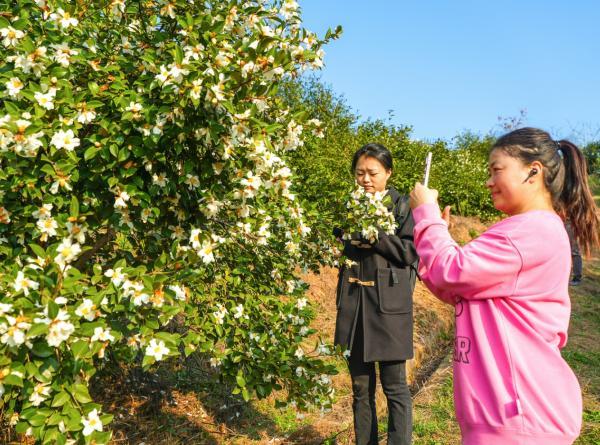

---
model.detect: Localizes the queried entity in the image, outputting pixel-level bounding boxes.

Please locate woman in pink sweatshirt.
[409,127,600,445]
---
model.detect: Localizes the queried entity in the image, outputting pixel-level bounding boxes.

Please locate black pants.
[566,222,583,280]
[348,317,412,445]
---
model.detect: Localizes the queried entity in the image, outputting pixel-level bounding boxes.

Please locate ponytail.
[558,140,600,256]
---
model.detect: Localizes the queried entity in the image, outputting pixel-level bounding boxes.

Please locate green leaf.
[88,82,99,95]
[4,101,19,116]
[29,243,47,258]
[32,342,54,358]
[47,301,59,320]
[86,100,104,109]
[11,18,28,30]
[27,323,49,339]
[236,374,246,387]
[175,45,184,64]
[51,391,71,407]
[71,383,93,404]
[70,196,79,218]
[4,373,24,387]
[71,340,89,359]
[241,387,250,401]
[84,145,102,161]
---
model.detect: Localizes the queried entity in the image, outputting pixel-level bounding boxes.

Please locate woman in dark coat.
[334,143,418,445]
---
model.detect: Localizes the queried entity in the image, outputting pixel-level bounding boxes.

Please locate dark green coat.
[334,187,418,362]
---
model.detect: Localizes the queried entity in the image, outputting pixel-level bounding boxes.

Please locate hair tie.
[555,140,564,158]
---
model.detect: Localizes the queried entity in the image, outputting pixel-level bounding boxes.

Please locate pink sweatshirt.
[413,203,582,445]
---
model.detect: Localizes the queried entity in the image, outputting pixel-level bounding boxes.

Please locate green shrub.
[0,1,341,443]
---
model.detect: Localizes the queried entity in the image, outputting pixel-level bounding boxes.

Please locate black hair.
[492,127,600,255]
[351,143,393,172]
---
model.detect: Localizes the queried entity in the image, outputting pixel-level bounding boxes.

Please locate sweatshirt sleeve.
[371,207,419,268]
[412,203,522,303]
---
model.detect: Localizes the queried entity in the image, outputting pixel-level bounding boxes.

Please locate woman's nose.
[485,177,493,188]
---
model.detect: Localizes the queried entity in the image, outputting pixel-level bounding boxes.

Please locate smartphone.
[423,152,432,187]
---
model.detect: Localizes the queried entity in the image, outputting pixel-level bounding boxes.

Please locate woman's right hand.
[409,182,439,209]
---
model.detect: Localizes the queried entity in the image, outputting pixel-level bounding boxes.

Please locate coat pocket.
[376,267,412,314]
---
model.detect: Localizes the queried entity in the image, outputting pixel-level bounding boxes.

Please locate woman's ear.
[385,169,392,181]
[530,161,544,179]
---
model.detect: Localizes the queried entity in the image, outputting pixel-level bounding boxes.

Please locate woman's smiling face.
[486,149,533,215]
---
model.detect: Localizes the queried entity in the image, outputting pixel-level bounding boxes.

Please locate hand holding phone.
[423,152,432,187]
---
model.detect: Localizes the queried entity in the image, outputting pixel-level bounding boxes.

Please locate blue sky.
[299,0,600,145]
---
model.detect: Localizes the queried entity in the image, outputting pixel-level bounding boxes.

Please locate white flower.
[240,171,262,198]
[47,318,74,347]
[36,217,58,238]
[51,43,78,67]
[0,314,31,346]
[317,343,331,355]
[50,129,80,151]
[189,79,202,100]
[114,191,130,208]
[168,285,186,301]
[152,172,168,187]
[81,409,103,436]
[169,64,188,84]
[280,0,299,19]
[50,8,79,29]
[49,174,72,194]
[197,240,215,264]
[104,267,126,287]
[34,91,56,110]
[29,383,51,407]
[32,203,53,220]
[0,303,13,316]
[296,298,308,310]
[155,65,172,85]
[294,347,304,358]
[213,304,227,325]
[184,174,200,189]
[13,271,39,296]
[75,299,97,321]
[232,304,244,319]
[343,349,351,359]
[125,101,143,113]
[54,238,81,267]
[110,0,126,16]
[189,228,201,249]
[0,27,25,47]
[77,108,96,124]
[145,339,169,361]
[91,327,115,343]
[5,77,24,97]
[65,221,86,243]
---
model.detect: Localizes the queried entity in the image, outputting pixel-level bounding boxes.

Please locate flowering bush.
[0,0,340,443]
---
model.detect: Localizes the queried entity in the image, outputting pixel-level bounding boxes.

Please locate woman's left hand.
[409,182,439,209]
